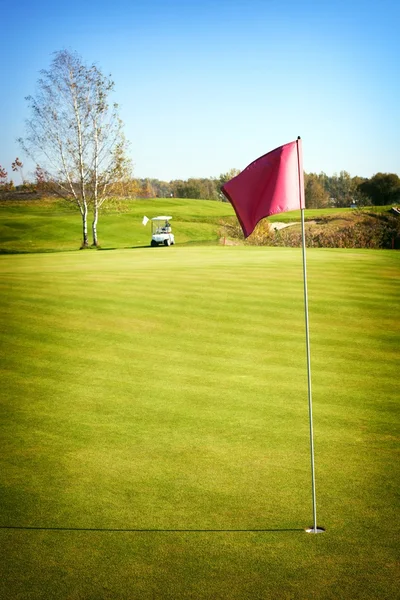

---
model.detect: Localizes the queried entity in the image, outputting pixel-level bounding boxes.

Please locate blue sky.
[1,0,399,181]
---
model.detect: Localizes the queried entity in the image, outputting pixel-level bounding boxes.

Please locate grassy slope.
[0,198,235,253]
[0,246,399,599]
[1,197,391,253]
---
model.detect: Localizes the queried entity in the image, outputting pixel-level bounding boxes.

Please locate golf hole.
[305,526,325,534]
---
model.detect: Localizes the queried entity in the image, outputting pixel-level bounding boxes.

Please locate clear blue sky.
[1,0,399,181]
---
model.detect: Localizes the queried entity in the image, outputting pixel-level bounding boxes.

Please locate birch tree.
[20,50,131,247]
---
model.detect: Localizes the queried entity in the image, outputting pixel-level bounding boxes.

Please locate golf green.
[0,246,399,599]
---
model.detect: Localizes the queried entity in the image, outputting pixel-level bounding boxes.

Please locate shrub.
[221,212,400,249]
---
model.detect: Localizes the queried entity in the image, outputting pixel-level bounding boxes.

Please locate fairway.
[0,246,399,599]
[0,197,235,253]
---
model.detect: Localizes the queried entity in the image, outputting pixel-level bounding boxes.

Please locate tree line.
[124,170,400,208]
[3,162,399,209]
[304,171,400,208]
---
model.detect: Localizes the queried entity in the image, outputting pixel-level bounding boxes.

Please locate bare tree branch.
[20,49,132,247]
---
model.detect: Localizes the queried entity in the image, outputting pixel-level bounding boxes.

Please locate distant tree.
[20,50,131,247]
[350,176,369,205]
[0,166,16,192]
[108,177,140,198]
[358,173,400,206]
[173,179,202,199]
[218,168,240,186]
[34,164,48,192]
[198,178,219,200]
[304,173,330,208]
[323,171,353,207]
[145,178,171,198]
[11,158,25,185]
[174,177,219,200]
[0,165,7,186]
[314,171,369,207]
[140,179,155,198]
[218,169,240,200]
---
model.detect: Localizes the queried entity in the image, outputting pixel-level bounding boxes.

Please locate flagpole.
[296,138,322,534]
[221,137,324,533]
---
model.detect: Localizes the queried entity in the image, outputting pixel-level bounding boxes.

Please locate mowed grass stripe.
[1,248,312,530]
[1,246,399,599]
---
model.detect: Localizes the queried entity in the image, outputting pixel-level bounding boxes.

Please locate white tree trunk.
[92,204,99,247]
[81,204,89,248]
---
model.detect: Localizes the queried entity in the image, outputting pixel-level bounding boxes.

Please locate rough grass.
[222,208,399,249]
[0,246,399,599]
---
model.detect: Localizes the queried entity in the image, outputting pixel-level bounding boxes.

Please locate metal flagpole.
[296,138,323,534]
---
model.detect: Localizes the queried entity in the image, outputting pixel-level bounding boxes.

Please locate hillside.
[220,206,400,249]
[0,197,234,254]
[0,197,398,253]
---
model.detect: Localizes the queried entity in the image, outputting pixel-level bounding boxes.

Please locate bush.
[221,212,400,249]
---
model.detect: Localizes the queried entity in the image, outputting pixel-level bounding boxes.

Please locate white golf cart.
[150,216,175,247]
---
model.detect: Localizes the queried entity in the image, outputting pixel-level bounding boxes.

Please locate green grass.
[0,197,235,253]
[0,246,399,599]
[1,197,393,253]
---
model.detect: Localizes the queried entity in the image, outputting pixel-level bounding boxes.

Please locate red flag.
[221,139,305,238]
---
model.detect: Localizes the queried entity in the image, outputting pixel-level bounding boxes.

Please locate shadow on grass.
[98,242,218,250]
[1,525,304,533]
[0,242,220,254]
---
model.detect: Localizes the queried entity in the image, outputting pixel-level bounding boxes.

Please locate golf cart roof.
[151,216,172,221]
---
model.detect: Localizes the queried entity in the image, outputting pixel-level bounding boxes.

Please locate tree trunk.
[92,204,99,247]
[81,204,89,248]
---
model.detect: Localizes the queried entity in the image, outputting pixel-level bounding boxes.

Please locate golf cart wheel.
[151,240,157,247]
[164,239,171,246]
